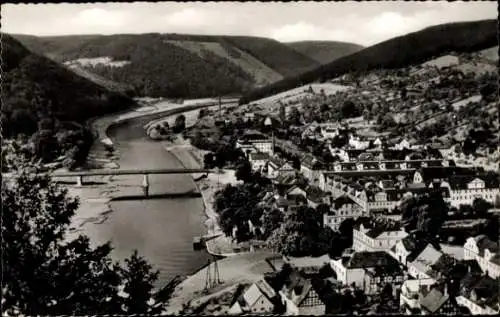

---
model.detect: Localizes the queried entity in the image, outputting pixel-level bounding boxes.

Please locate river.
[83,115,211,287]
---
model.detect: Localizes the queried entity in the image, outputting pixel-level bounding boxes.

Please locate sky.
[2,1,497,46]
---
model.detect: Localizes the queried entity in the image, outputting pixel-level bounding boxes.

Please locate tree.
[262,208,284,239]
[472,198,492,217]
[279,104,286,123]
[198,109,207,119]
[267,205,341,257]
[340,100,361,119]
[2,155,169,315]
[235,160,253,183]
[288,106,301,125]
[172,114,186,133]
[203,152,214,169]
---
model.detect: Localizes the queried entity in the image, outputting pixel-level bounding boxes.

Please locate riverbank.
[65,99,222,242]
[164,251,279,315]
[163,134,246,257]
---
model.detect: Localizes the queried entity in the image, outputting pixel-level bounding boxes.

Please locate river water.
[84,116,210,287]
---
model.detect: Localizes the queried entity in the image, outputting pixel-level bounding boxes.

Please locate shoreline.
[161,135,246,257]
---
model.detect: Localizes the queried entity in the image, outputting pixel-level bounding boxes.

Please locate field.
[478,46,499,62]
[248,83,352,108]
[422,54,460,68]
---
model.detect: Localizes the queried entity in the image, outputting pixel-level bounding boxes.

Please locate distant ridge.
[240,19,498,104]
[11,33,320,99]
[287,40,364,64]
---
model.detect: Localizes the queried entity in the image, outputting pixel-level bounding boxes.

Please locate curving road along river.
[85,115,210,287]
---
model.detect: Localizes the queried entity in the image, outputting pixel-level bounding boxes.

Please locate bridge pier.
[142,174,149,197]
[76,176,83,187]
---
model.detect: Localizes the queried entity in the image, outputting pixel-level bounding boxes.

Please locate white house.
[300,155,323,184]
[229,279,277,315]
[321,124,340,139]
[352,223,408,253]
[407,245,443,280]
[445,177,500,208]
[390,237,428,266]
[236,134,274,156]
[348,134,370,150]
[323,196,365,232]
[399,278,436,312]
[330,251,401,289]
[463,235,500,278]
[268,158,295,179]
[278,271,326,315]
[248,152,270,173]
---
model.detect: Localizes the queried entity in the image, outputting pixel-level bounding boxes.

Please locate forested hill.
[12,33,320,99]
[286,41,365,64]
[1,34,136,166]
[240,19,498,104]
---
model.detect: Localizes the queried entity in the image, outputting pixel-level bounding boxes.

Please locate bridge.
[3,168,218,197]
[53,168,216,196]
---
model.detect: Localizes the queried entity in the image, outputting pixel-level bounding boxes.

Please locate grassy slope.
[286,41,365,64]
[240,19,498,104]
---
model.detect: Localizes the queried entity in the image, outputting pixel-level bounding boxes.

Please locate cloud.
[271,22,355,43]
[2,2,496,44]
[72,8,132,28]
[164,8,211,28]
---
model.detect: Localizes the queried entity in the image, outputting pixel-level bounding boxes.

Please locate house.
[390,235,429,266]
[444,175,500,207]
[399,278,436,313]
[330,251,402,289]
[248,152,269,173]
[463,235,500,278]
[352,222,408,253]
[305,186,331,209]
[419,285,461,315]
[407,244,443,280]
[363,265,404,296]
[229,279,279,315]
[278,271,326,315]
[300,155,324,184]
[323,196,365,231]
[320,124,340,139]
[456,272,500,315]
[348,134,370,150]
[268,158,295,179]
[236,133,274,156]
[285,185,307,198]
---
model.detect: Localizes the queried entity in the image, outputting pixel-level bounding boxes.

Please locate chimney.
[443,283,448,296]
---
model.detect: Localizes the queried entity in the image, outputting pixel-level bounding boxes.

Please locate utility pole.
[142,174,149,197]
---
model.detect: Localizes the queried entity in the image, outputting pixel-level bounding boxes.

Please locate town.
[2,2,498,316]
[176,47,499,315]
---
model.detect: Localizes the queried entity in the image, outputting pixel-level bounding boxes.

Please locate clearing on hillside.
[166,40,283,86]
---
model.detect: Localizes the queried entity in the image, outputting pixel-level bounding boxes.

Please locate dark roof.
[460,272,500,309]
[333,195,357,209]
[420,288,449,313]
[305,186,328,203]
[416,167,476,184]
[474,235,499,254]
[274,173,298,186]
[249,152,270,161]
[364,265,403,277]
[401,235,429,262]
[344,251,400,269]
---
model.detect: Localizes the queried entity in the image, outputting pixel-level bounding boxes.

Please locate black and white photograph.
[1,1,499,315]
